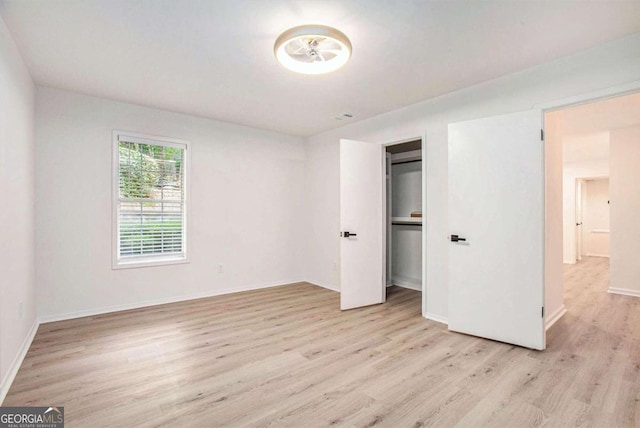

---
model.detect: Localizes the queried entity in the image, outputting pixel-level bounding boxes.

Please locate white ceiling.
[560,91,640,164]
[2,0,640,136]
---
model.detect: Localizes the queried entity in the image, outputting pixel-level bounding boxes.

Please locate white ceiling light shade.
[274,25,352,75]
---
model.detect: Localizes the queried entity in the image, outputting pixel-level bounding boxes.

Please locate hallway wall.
[609,126,640,296]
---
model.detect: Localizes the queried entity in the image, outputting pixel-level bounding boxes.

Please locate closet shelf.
[391,217,422,225]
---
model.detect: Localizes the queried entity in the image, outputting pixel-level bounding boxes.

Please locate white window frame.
[112,130,190,269]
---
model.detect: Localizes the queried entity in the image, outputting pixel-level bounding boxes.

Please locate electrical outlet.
[19,301,24,319]
[218,264,223,274]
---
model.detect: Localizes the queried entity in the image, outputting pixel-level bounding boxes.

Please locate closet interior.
[385,140,423,292]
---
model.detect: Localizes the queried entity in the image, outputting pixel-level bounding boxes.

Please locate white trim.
[112,255,190,270]
[608,287,640,298]
[382,136,424,147]
[0,320,39,405]
[421,131,427,318]
[393,283,421,291]
[386,152,393,291]
[112,130,191,270]
[424,312,448,325]
[380,143,387,304]
[535,79,640,111]
[307,279,340,292]
[390,276,421,291]
[116,134,187,150]
[38,279,304,324]
[585,253,609,258]
[545,304,567,330]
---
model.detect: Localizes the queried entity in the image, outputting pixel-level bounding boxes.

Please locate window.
[113,131,189,268]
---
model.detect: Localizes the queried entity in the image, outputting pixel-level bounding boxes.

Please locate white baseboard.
[424,312,448,325]
[608,287,640,298]
[585,253,609,258]
[306,279,339,292]
[390,275,422,291]
[545,304,567,330]
[39,279,305,324]
[0,319,39,405]
[394,283,421,291]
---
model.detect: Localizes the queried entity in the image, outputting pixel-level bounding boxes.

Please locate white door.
[340,139,386,310]
[448,109,545,350]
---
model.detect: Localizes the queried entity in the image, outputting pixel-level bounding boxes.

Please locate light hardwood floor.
[5,257,640,427]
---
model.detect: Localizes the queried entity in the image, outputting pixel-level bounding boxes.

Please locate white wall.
[562,159,609,263]
[544,111,565,328]
[0,16,36,400]
[609,126,640,296]
[305,33,640,322]
[391,161,422,217]
[391,226,422,290]
[35,87,306,320]
[584,179,610,257]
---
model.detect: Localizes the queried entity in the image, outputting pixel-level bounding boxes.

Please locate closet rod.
[391,159,422,166]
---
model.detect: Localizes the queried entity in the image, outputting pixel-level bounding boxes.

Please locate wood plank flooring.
[4,257,640,427]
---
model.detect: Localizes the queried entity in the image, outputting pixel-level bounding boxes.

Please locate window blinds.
[117,135,186,260]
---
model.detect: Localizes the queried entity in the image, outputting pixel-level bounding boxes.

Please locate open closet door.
[340,139,385,310]
[448,109,545,350]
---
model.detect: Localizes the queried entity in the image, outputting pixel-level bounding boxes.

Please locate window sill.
[112,255,190,270]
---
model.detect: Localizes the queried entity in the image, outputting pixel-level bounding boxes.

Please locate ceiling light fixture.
[274,25,352,75]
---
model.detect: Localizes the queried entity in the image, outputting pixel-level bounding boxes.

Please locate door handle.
[341,231,357,238]
[576,222,582,226]
[450,234,466,242]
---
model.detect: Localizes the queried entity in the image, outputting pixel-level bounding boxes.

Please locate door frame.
[383,136,426,316]
[539,80,640,329]
[576,178,585,262]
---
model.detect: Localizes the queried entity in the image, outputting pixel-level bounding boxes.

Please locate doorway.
[385,139,423,300]
[545,90,640,331]
[579,178,610,259]
[575,179,585,262]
